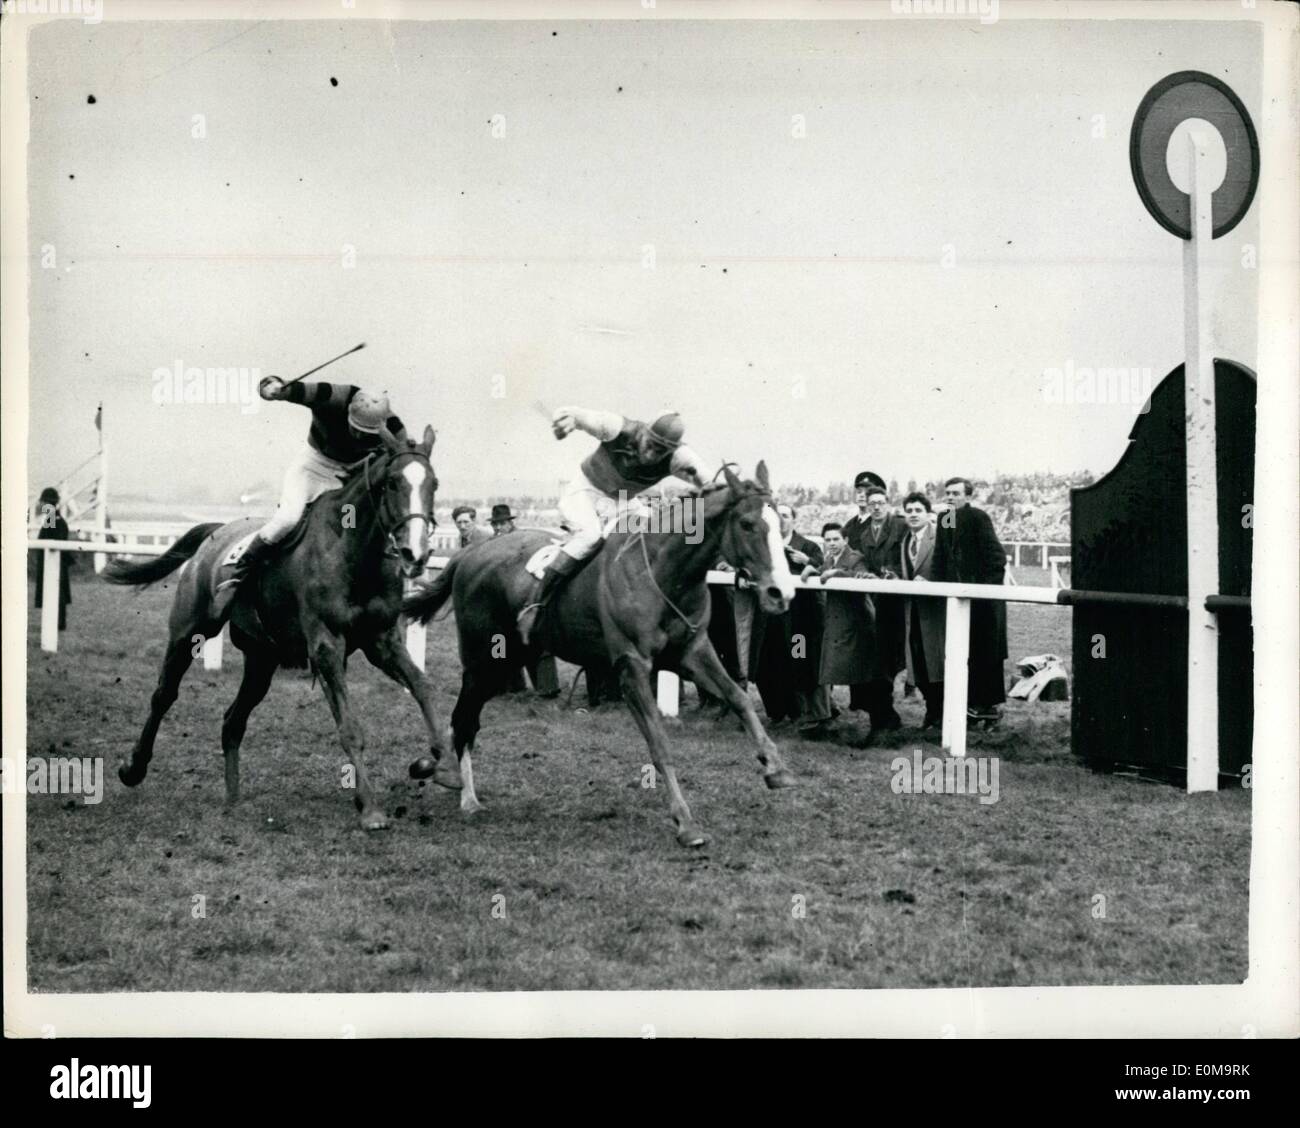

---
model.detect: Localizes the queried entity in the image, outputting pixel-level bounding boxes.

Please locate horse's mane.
[695,476,770,516]
[339,440,433,494]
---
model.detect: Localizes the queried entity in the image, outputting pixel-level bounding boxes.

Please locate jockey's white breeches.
[557,476,622,561]
[259,445,349,543]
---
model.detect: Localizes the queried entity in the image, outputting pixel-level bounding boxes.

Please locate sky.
[23,13,1261,503]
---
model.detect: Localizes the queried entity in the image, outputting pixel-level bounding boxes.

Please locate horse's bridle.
[717,483,774,589]
[362,449,437,560]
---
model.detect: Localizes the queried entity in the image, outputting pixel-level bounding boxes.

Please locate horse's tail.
[101,523,224,588]
[402,556,459,624]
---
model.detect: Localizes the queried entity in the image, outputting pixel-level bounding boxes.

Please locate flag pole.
[94,402,108,574]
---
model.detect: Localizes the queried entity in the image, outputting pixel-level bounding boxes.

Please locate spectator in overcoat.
[932,477,1008,722]
[33,487,72,631]
[803,523,875,736]
[898,492,944,729]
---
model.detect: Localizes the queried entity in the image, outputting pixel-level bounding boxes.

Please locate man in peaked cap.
[516,406,713,644]
[842,470,907,732]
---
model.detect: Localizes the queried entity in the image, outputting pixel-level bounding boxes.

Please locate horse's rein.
[635,530,706,634]
[623,478,773,633]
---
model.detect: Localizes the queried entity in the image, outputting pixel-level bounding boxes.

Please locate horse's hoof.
[763,768,798,790]
[461,801,483,817]
[676,825,708,848]
[359,811,390,832]
[432,759,463,791]
[411,755,463,790]
[118,761,145,788]
[409,756,437,779]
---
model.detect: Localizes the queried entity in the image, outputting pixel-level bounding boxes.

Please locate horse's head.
[374,424,438,578]
[716,461,796,614]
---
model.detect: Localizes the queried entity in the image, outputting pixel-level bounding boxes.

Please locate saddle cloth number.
[525,543,562,580]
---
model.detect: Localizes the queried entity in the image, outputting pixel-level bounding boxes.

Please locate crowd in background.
[707,472,1010,739]
[438,469,1090,548]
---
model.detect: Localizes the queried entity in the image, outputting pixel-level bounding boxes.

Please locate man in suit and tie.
[802,523,875,739]
[489,503,518,537]
[898,492,945,729]
[932,477,1008,725]
[843,471,907,732]
[452,506,490,551]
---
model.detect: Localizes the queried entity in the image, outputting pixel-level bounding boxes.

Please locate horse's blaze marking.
[401,462,429,557]
[761,503,796,601]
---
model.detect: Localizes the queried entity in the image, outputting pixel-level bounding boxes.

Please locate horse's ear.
[421,425,435,455]
[755,460,771,491]
[379,426,403,452]
[722,462,742,494]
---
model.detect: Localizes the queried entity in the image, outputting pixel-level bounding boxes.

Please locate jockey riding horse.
[212,374,409,617]
[516,406,713,643]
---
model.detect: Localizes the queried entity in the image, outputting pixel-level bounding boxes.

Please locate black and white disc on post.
[1129,72,1260,793]
[1129,70,1259,240]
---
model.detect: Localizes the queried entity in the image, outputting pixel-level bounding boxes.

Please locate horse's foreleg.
[119,635,197,788]
[616,653,706,847]
[681,638,797,789]
[312,636,386,831]
[363,630,461,791]
[220,649,278,806]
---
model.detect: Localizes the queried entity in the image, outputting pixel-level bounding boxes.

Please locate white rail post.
[1183,128,1221,793]
[657,671,680,718]
[41,548,61,652]
[940,596,971,758]
[1013,543,1021,568]
[202,628,224,671]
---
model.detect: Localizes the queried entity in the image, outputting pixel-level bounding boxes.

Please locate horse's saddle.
[522,506,646,579]
[218,501,323,569]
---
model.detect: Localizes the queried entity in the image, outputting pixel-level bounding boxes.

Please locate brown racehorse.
[102,426,459,830]
[404,462,798,847]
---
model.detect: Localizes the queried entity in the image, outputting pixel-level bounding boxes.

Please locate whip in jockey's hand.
[516,406,712,645]
[259,375,287,401]
[211,373,409,619]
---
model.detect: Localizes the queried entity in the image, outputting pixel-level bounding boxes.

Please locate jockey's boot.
[517,551,583,645]
[212,532,276,619]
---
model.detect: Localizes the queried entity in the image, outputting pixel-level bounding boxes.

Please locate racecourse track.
[24,572,1249,992]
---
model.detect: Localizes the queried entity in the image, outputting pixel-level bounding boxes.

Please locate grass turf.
[23,576,1248,992]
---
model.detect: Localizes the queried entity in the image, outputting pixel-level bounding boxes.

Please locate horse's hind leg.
[220,649,278,806]
[680,637,797,789]
[450,668,491,815]
[615,652,706,848]
[119,633,199,788]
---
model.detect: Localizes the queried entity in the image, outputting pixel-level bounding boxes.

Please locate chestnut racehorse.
[404,462,798,847]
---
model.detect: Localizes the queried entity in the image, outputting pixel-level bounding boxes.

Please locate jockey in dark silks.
[212,375,408,616]
[516,406,711,643]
